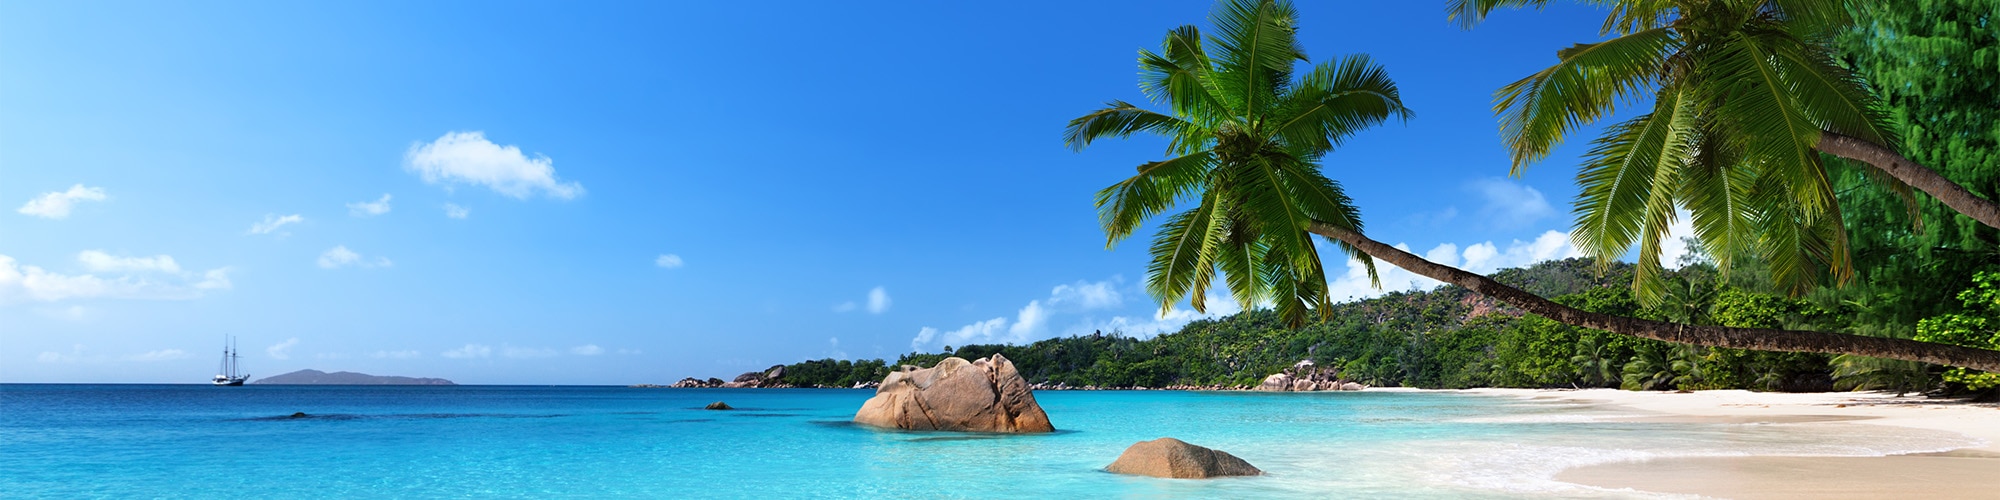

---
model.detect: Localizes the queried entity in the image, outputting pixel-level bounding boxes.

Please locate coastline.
[1464,388,2000,499]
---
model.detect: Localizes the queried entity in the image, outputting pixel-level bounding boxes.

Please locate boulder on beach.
[722,365,788,388]
[851,354,1054,433]
[1104,437,1262,479]
[1254,373,1293,391]
[705,401,732,410]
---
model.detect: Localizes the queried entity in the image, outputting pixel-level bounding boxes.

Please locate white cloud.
[831,301,858,313]
[1469,178,1556,228]
[0,254,227,303]
[442,344,493,359]
[655,254,683,269]
[348,194,392,217]
[405,131,582,199]
[1047,280,1123,310]
[248,214,304,235]
[1325,230,1582,303]
[570,344,603,356]
[266,338,300,360]
[443,203,470,219]
[911,317,1009,351]
[1067,289,1242,339]
[78,250,180,274]
[371,350,421,359]
[502,346,558,359]
[18,184,106,219]
[36,346,87,363]
[195,269,233,290]
[909,278,1144,350]
[126,349,191,361]
[1660,211,1696,270]
[317,246,391,269]
[867,286,892,314]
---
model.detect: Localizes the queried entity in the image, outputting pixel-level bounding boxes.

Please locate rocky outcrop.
[1105,438,1262,479]
[660,377,729,388]
[704,401,732,410]
[722,365,789,388]
[1252,360,1366,392]
[852,354,1054,433]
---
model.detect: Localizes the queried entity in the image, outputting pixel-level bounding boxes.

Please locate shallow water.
[0,385,1977,498]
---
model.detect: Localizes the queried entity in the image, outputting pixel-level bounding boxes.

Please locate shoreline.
[1462,388,2000,499]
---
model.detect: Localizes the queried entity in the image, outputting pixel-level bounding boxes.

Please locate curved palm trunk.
[1307,222,2000,372]
[1816,131,2000,230]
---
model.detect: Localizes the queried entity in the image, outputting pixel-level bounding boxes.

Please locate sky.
[0,1,1674,384]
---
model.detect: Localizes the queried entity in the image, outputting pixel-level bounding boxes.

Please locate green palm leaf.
[1496,27,1676,173]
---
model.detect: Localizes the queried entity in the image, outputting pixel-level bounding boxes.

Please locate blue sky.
[0,1,1650,384]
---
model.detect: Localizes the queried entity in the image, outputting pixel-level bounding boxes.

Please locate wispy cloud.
[125,349,191,362]
[371,350,422,359]
[77,250,180,274]
[17,184,106,219]
[1324,230,1583,303]
[405,131,582,199]
[348,194,392,217]
[317,245,391,269]
[0,254,229,303]
[1469,178,1556,229]
[502,346,558,359]
[655,254,683,269]
[442,344,492,359]
[443,203,470,219]
[248,214,305,235]
[909,278,1136,350]
[570,344,603,356]
[267,338,300,360]
[867,286,891,314]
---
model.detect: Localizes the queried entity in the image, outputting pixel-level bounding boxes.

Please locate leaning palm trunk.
[1308,222,2000,372]
[1816,131,2000,230]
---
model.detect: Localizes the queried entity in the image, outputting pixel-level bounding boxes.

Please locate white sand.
[1463,388,2000,499]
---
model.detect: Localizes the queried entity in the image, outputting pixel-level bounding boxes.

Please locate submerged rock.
[1104,437,1262,479]
[704,401,732,410]
[851,354,1054,433]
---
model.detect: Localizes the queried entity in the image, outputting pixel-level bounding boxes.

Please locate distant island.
[252,369,455,385]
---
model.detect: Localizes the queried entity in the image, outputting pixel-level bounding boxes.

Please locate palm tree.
[1067,0,2000,371]
[1447,0,2000,302]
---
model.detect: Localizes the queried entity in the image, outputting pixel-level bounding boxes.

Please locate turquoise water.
[0,385,1977,498]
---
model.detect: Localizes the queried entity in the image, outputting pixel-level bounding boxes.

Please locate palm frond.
[1269,54,1412,155]
[1207,0,1303,117]
[1676,124,1757,275]
[1444,0,1552,30]
[1145,194,1226,312]
[1497,27,1677,174]
[1139,26,1235,127]
[1571,85,1696,277]
[1063,101,1197,152]
[1094,151,1216,246]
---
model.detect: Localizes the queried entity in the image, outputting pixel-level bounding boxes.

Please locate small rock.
[705,401,733,410]
[289,412,309,418]
[1105,437,1261,479]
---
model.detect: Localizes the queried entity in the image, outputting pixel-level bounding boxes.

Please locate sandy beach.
[1465,389,2000,499]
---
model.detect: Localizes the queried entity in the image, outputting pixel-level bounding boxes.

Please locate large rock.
[1104,438,1262,479]
[851,354,1054,433]
[722,365,788,388]
[1254,373,1294,391]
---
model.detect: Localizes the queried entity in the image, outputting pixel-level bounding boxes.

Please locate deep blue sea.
[0,385,1977,498]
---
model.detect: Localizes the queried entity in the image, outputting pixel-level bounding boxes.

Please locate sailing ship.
[212,337,250,386]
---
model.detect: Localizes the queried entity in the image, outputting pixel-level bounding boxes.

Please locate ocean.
[0,385,1977,498]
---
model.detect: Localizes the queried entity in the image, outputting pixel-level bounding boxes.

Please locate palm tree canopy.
[1065,0,1411,326]
[1451,0,1903,305]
